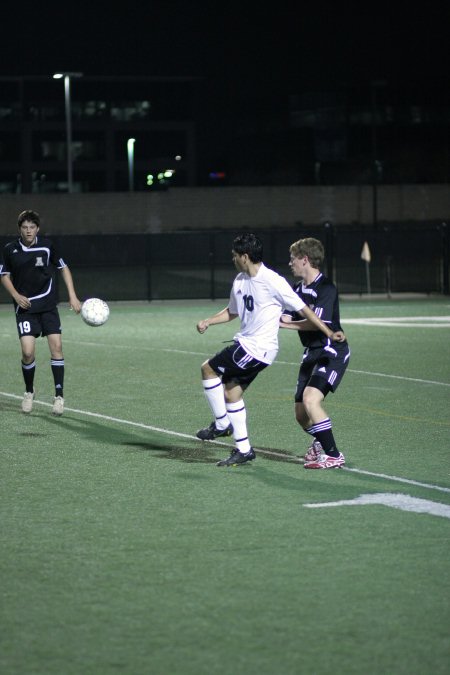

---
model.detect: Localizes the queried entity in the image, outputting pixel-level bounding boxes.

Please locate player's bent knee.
[302,390,324,413]
[21,348,35,362]
[201,361,215,378]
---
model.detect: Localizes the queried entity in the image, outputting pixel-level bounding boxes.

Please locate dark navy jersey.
[289,273,347,350]
[0,235,67,314]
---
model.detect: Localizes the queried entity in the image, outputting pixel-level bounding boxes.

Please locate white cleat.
[304,452,346,469]
[22,391,34,414]
[52,396,64,416]
[304,440,323,462]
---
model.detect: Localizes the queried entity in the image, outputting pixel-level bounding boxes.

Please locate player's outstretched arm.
[299,306,346,342]
[330,330,346,342]
[60,266,82,313]
[280,314,309,330]
[280,313,345,341]
[196,306,238,334]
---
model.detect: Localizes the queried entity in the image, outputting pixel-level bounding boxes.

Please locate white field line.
[62,339,450,388]
[344,316,450,326]
[60,313,449,387]
[1,391,449,495]
[279,364,450,387]
[303,494,450,519]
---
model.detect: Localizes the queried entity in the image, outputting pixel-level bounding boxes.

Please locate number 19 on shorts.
[18,321,31,335]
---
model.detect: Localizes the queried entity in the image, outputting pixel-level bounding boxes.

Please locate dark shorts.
[209,342,268,387]
[15,308,62,339]
[295,344,350,402]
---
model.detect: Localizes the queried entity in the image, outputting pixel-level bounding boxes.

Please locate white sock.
[226,400,251,453]
[202,378,230,430]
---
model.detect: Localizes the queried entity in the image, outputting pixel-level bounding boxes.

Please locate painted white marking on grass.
[0,391,299,460]
[64,338,207,357]
[62,339,450,388]
[304,493,450,519]
[0,392,195,440]
[344,369,450,387]
[161,348,207,356]
[342,468,450,493]
[345,316,450,327]
[276,361,450,387]
[367,324,446,329]
[1,391,450,495]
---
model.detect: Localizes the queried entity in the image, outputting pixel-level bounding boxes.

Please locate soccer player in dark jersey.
[280,237,350,469]
[195,233,346,468]
[0,210,82,415]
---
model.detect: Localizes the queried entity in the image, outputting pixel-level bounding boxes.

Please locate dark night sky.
[2,2,449,94]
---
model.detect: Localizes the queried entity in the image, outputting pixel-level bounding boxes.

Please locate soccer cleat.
[22,391,34,414]
[304,440,323,462]
[196,421,233,441]
[52,396,64,416]
[304,452,345,469]
[216,447,256,467]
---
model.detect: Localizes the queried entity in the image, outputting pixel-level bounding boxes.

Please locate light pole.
[127,138,136,191]
[53,72,83,193]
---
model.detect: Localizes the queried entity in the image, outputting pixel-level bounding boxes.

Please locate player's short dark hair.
[18,210,40,228]
[290,237,324,269]
[232,233,263,263]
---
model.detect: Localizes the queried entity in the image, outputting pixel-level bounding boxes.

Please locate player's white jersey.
[229,263,306,364]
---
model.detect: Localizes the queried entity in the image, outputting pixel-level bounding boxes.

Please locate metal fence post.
[145,234,153,301]
[441,222,449,295]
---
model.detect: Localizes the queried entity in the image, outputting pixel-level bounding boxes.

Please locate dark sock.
[22,360,35,393]
[323,445,340,458]
[309,420,340,457]
[51,359,64,398]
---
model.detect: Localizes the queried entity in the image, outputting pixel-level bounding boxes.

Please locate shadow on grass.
[255,446,302,464]
[20,411,373,497]
[123,440,222,464]
[45,413,224,464]
[249,463,355,497]
[43,411,313,467]
[0,400,24,413]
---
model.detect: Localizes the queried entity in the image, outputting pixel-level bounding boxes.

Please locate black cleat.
[196,421,233,441]
[216,448,256,467]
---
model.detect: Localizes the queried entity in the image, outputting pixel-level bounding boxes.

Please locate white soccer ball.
[81,298,110,327]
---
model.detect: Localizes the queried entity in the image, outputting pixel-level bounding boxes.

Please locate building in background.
[0,76,448,193]
[0,75,202,193]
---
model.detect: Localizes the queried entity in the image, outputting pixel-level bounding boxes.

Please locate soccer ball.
[81,298,110,327]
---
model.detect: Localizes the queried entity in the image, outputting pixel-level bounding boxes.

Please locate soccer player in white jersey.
[0,210,82,415]
[280,237,350,469]
[195,233,345,467]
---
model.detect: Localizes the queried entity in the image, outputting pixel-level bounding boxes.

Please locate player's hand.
[15,294,31,309]
[280,314,293,324]
[331,331,346,342]
[196,319,210,334]
[70,297,82,314]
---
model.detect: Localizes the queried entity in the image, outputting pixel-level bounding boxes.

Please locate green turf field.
[1,297,449,675]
